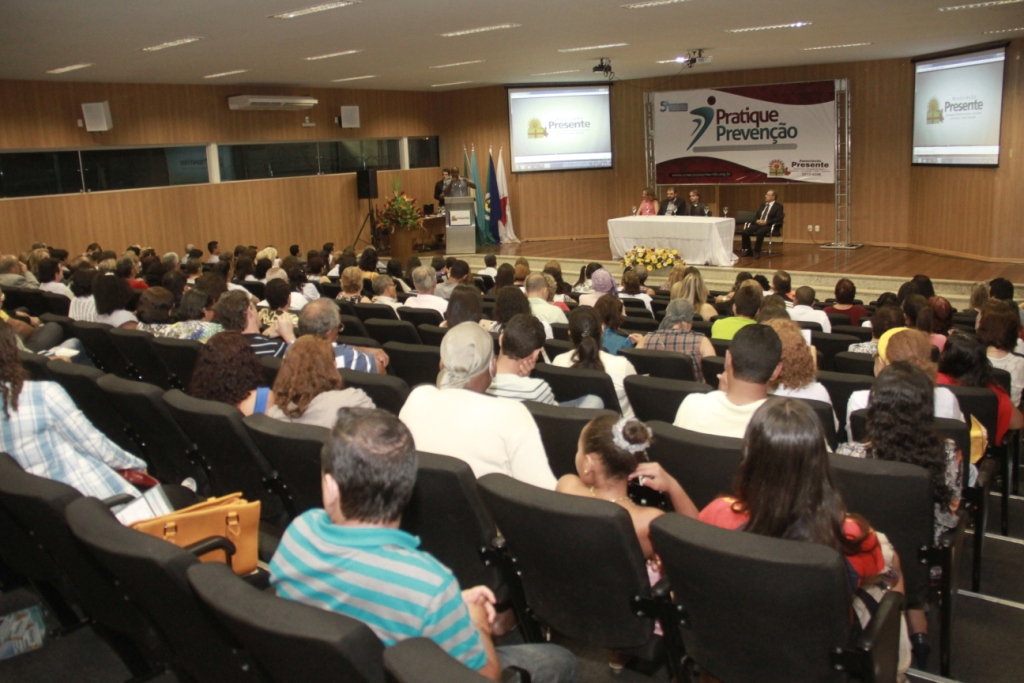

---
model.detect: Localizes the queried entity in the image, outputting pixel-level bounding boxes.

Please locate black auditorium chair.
[337,334,380,349]
[625,376,710,423]
[619,317,659,333]
[477,473,683,677]
[66,497,261,683]
[417,324,447,346]
[550,322,570,341]
[542,338,573,360]
[239,281,265,300]
[243,413,329,515]
[691,320,712,337]
[710,338,731,357]
[260,356,282,387]
[384,638,491,683]
[523,401,617,477]
[338,368,410,415]
[46,361,141,455]
[188,562,385,683]
[151,336,203,391]
[794,320,823,333]
[816,371,874,440]
[109,327,172,388]
[832,324,873,343]
[825,312,852,328]
[0,454,163,678]
[650,513,903,683]
[646,422,742,510]
[71,320,131,377]
[619,348,696,381]
[811,332,859,372]
[531,363,621,413]
[397,306,444,327]
[320,281,341,300]
[834,351,875,376]
[621,298,650,315]
[401,452,507,598]
[335,299,357,317]
[793,397,838,451]
[365,319,422,346]
[40,312,76,341]
[42,291,71,317]
[353,302,399,322]
[383,342,441,388]
[18,349,52,381]
[701,356,725,389]
[96,374,208,492]
[3,286,49,317]
[339,314,369,337]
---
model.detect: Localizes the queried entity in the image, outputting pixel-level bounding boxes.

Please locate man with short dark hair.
[207,241,220,264]
[674,324,782,438]
[184,258,203,283]
[789,285,831,333]
[435,260,470,300]
[478,253,498,279]
[215,290,288,358]
[37,258,72,299]
[710,282,761,340]
[990,277,1014,303]
[433,167,451,207]
[658,188,683,216]
[771,270,794,305]
[371,275,400,312]
[270,408,576,683]
[487,314,556,404]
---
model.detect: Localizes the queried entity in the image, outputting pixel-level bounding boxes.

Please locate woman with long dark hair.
[551,306,636,418]
[938,331,1023,444]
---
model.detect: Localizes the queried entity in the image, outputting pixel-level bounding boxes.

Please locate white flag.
[495,147,519,243]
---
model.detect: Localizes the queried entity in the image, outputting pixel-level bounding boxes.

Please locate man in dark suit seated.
[658,187,683,215]
[683,190,709,216]
[740,190,784,259]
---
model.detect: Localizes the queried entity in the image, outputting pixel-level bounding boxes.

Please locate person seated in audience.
[824,278,868,326]
[386,258,412,293]
[660,263,687,293]
[837,361,961,668]
[134,286,176,336]
[675,324,782,438]
[183,258,203,284]
[764,318,837,430]
[441,284,485,329]
[572,262,604,294]
[215,290,289,358]
[678,271,717,321]
[188,331,272,416]
[286,265,317,309]
[542,273,570,312]
[754,294,791,323]
[911,274,935,299]
[116,255,148,291]
[165,287,222,343]
[488,313,601,409]
[977,300,1024,406]
[370,274,401,312]
[93,272,139,329]
[254,257,273,281]
[938,332,1024,445]
[578,269,616,308]
[846,328,964,428]
[848,305,903,355]
[270,407,577,683]
[969,282,988,315]
[442,256,458,282]
[902,294,943,351]
[770,270,794,306]
[634,299,714,382]
[335,265,368,306]
[525,272,569,324]
[713,271,751,306]
[404,265,448,315]
[400,322,556,489]
[358,247,378,282]
[435,260,471,300]
[298,298,386,374]
[542,263,573,301]
[699,398,908,670]
[486,286,551,339]
[0,323,146,500]
[257,279,299,333]
[512,262,530,288]
[161,269,188,307]
[927,296,953,350]
[0,254,39,289]
[266,337,374,429]
[36,258,72,299]
[710,281,761,341]
[551,307,637,419]
[478,253,498,279]
[68,266,99,322]
[618,270,653,314]
[788,286,831,333]
[491,263,515,294]
[305,255,327,285]
[595,294,632,355]
[233,256,256,283]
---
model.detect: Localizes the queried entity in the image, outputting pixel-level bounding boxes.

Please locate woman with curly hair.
[0,323,147,499]
[188,331,272,416]
[266,336,374,429]
[764,319,835,417]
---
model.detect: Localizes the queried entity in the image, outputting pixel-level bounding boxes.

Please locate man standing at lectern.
[741,190,784,259]
[444,167,477,197]
[658,188,683,216]
[433,168,451,208]
[683,190,709,216]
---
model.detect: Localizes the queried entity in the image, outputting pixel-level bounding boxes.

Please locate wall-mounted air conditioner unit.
[227,95,319,111]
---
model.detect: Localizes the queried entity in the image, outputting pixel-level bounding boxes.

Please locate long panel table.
[607,216,737,267]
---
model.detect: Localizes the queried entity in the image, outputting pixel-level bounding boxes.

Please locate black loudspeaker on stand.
[356,169,378,199]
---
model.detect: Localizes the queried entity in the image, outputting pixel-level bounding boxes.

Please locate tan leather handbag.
[132,493,261,575]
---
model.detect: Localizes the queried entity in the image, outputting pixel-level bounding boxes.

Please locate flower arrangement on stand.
[620,246,681,271]
[376,179,424,235]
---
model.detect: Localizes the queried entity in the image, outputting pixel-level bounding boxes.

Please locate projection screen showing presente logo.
[508,86,613,173]
[913,47,1005,166]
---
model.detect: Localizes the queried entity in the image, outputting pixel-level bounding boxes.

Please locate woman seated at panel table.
[633,188,659,216]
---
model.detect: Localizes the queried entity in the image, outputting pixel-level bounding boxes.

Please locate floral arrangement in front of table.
[620,246,681,270]
[377,180,424,233]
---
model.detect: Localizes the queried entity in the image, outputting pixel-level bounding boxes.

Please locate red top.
[128,279,149,290]
[824,304,869,327]
[936,372,1011,444]
[699,497,884,584]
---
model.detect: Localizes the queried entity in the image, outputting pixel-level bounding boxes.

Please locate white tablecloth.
[607,216,738,267]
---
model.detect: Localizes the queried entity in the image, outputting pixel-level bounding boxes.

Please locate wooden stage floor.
[477,239,1024,283]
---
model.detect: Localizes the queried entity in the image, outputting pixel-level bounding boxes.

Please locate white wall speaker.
[81,101,113,132]
[340,105,360,128]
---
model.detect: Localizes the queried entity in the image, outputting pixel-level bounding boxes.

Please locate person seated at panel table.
[634,188,659,216]
[682,189,709,216]
[657,188,684,216]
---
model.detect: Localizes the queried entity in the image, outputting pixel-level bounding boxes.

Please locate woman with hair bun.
[552,306,636,418]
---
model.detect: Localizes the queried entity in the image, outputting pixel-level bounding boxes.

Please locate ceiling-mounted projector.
[592,58,614,79]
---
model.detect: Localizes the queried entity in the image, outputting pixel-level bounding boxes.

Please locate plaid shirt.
[1,381,145,500]
[643,329,706,382]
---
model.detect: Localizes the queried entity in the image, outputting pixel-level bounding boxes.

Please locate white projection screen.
[913,46,1006,166]
[507,85,612,173]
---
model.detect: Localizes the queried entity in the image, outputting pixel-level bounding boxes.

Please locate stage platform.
[450,238,1024,311]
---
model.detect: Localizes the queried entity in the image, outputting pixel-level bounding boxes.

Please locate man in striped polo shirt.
[269,408,576,683]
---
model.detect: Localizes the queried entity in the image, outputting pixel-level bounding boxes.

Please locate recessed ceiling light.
[725,22,811,33]
[306,50,362,61]
[531,69,582,76]
[331,74,377,82]
[46,63,94,74]
[142,37,203,52]
[801,42,871,51]
[431,81,474,88]
[558,43,629,52]
[622,0,691,7]
[982,26,1024,33]
[204,69,249,79]
[656,57,689,63]
[430,60,484,69]
[939,0,1022,10]
[441,24,521,37]
[270,2,360,19]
